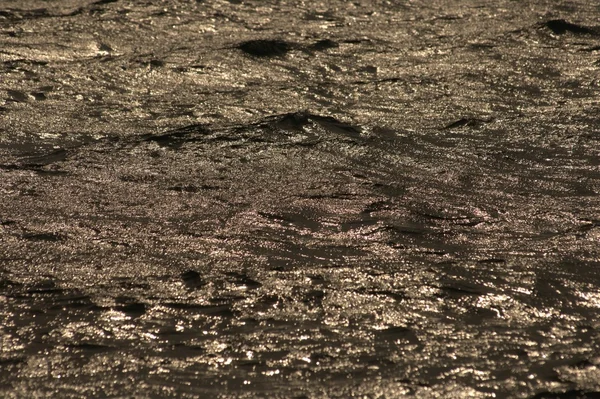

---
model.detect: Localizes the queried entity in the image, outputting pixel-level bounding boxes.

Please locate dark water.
[1,1,600,398]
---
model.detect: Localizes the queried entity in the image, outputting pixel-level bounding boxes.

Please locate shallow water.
[1,1,600,398]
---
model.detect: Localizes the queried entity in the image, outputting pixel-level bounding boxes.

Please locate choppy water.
[1,1,600,398]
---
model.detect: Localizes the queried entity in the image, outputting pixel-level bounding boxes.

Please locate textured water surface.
[1,1,600,398]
